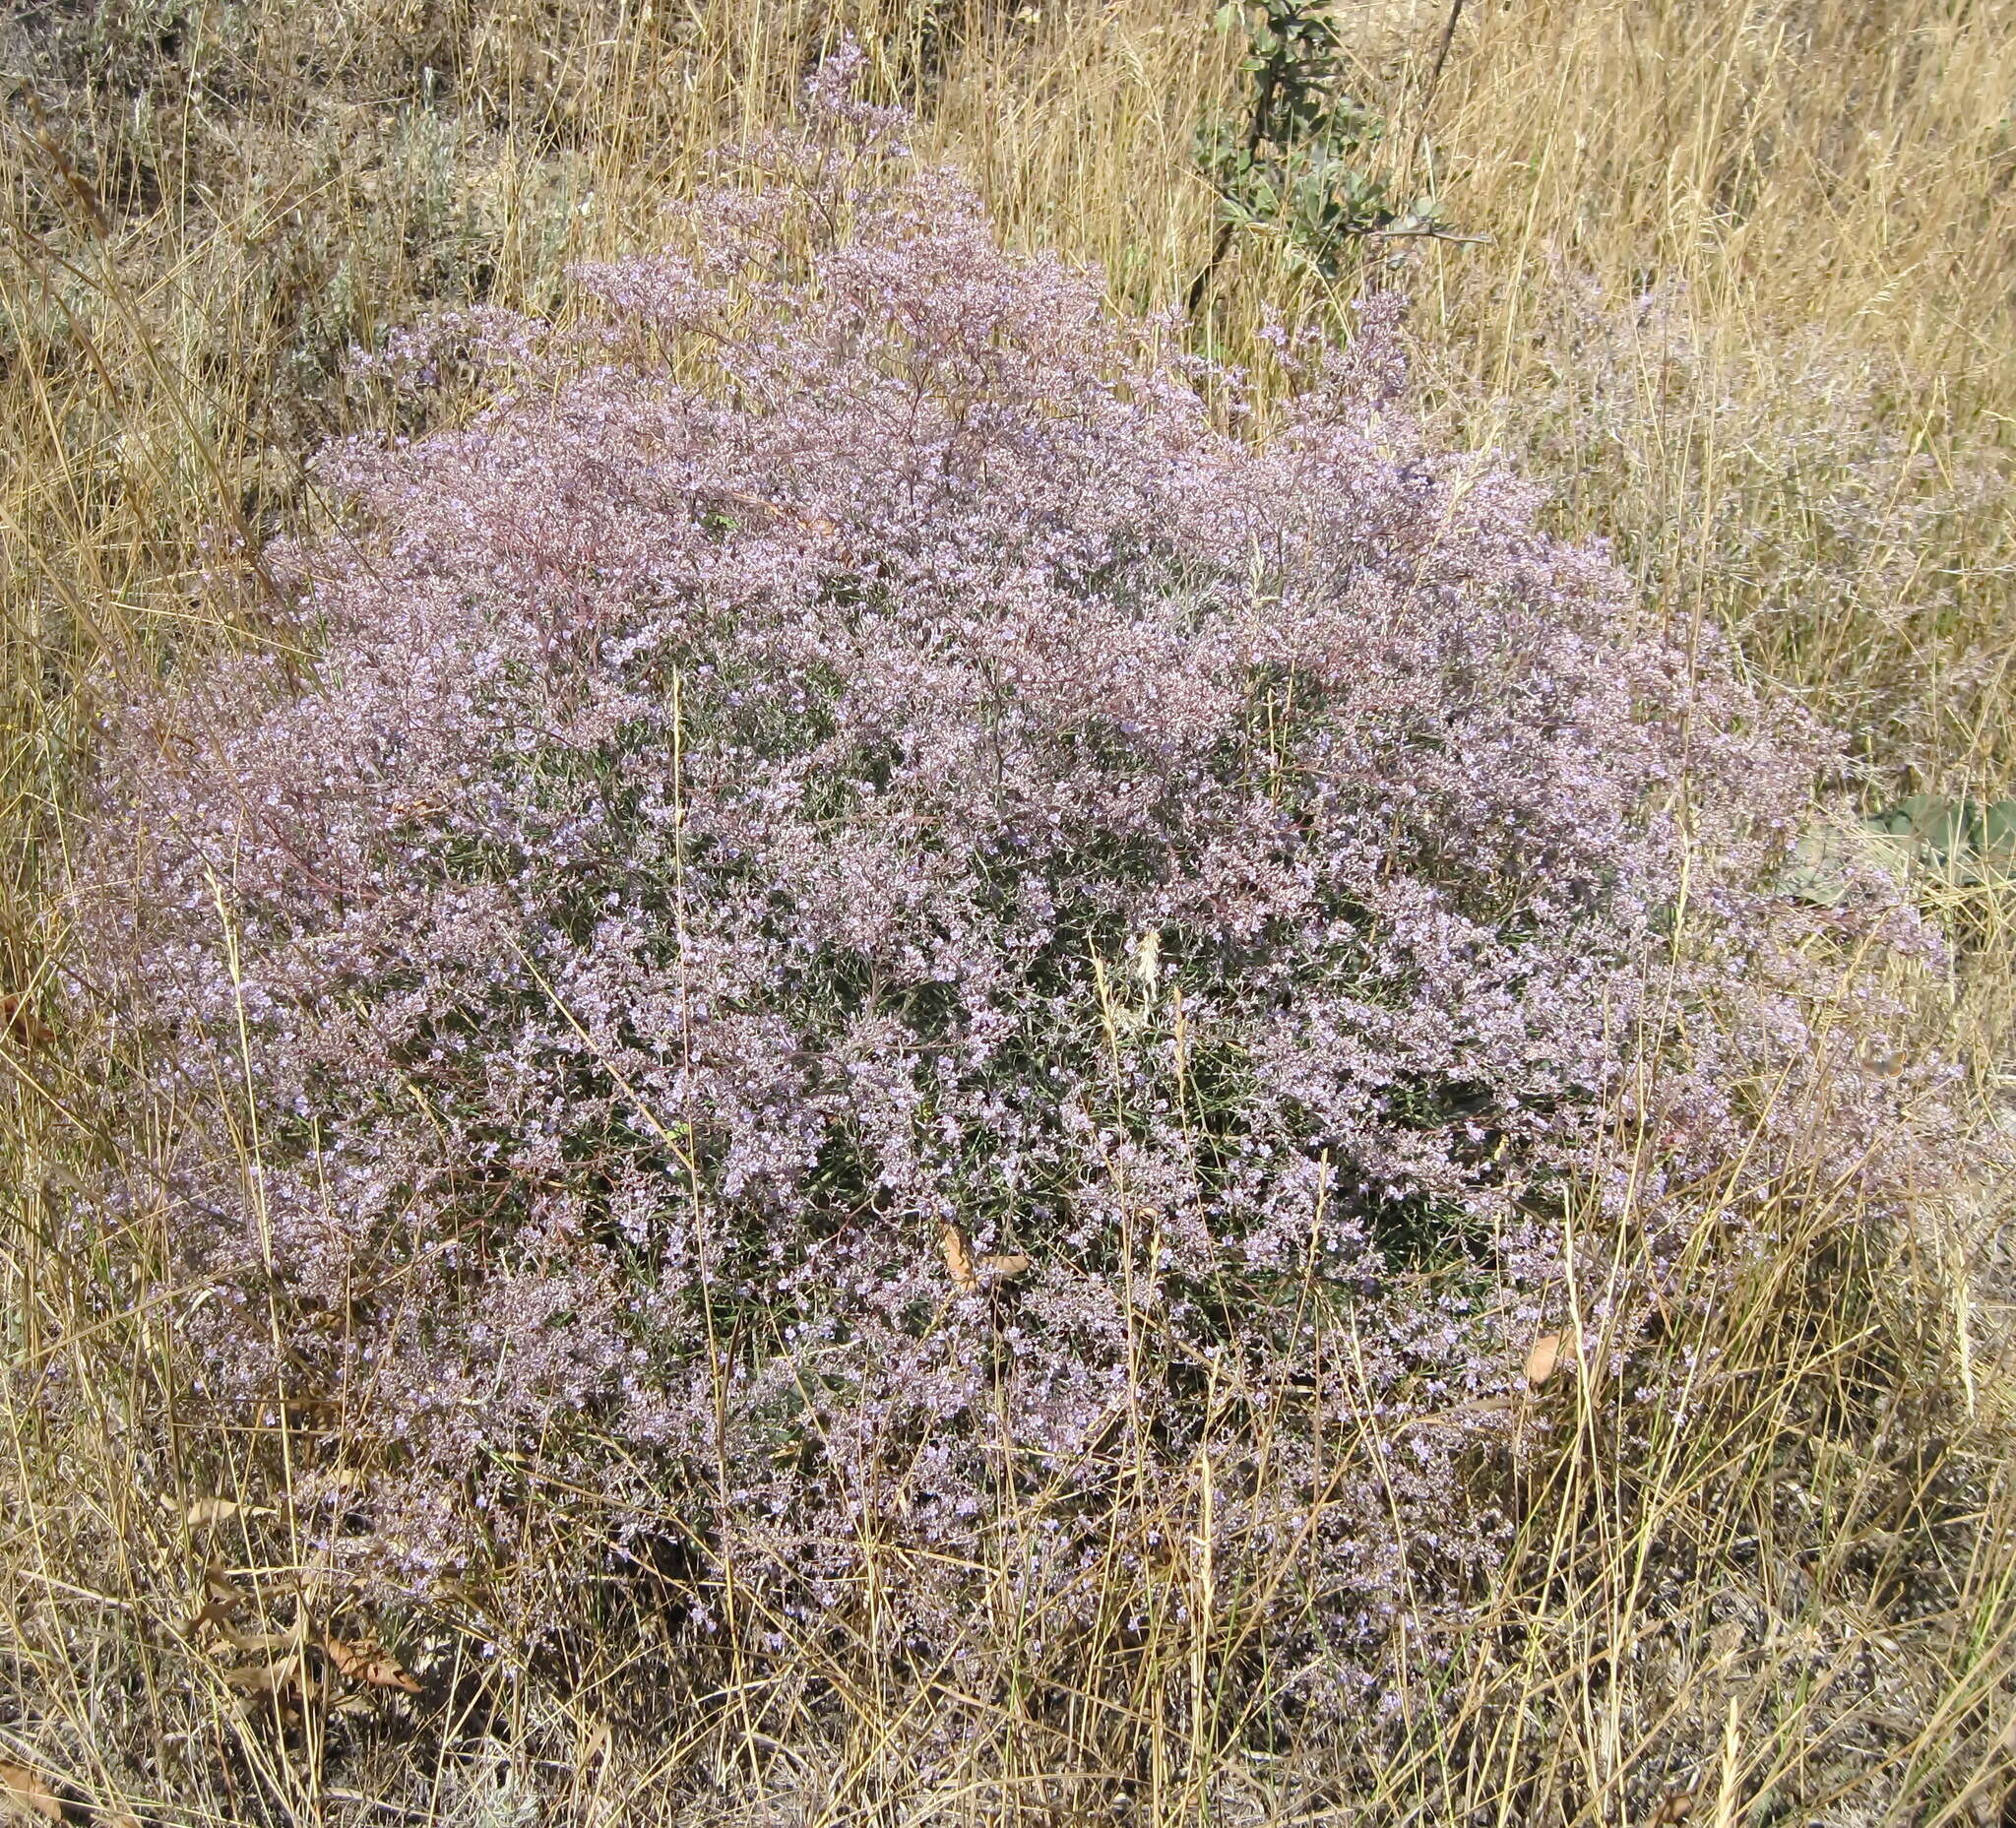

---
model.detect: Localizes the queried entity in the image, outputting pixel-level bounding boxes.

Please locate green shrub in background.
[1190,0,1454,309]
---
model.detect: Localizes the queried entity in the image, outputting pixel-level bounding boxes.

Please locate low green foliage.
[1865,793,2016,882]
[1790,793,2016,905]
[1191,0,1446,305]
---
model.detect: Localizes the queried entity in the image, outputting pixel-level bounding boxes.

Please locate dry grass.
[4,0,2016,1821]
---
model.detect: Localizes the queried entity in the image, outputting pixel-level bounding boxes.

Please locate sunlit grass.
[3,1,2013,1819]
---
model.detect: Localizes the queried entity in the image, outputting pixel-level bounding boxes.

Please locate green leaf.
[1792,795,2016,903]
[1781,821,1914,907]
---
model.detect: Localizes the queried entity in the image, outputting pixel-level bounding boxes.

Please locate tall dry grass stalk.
[3,1,2014,1821]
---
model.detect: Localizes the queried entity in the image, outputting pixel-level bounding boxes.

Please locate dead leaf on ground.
[941,1226,1030,1292]
[311,1467,369,1503]
[0,1759,64,1824]
[183,1598,235,1640]
[324,1635,422,1695]
[185,1497,246,1527]
[938,1223,977,1292]
[1525,1331,1578,1387]
[1643,1788,1697,1826]
[219,1627,300,1656]
[220,1651,301,1696]
[715,488,842,541]
[203,1562,252,1604]
[0,995,54,1049]
[1396,1392,1517,1434]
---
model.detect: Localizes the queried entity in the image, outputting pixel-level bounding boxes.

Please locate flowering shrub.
[81,49,1947,1725]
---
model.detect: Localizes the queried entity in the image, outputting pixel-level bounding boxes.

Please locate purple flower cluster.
[80,52,1949,1715]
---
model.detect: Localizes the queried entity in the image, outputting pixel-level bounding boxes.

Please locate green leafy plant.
[1189,0,1455,310]
[1788,793,2016,904]
[1861,794,2016,881]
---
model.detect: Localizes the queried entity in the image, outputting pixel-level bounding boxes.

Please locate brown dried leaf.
[283,1395,344,1430]
[1396,1393,1517,1434]
[220,1651,300,1695]
[1525,1332,1577,1387]
[0,995,54,1050]
[938,1223,977,1292]
[716,488,842,540]
[235,1686,303,1728]
[313,1467,369,1502]
[0,1760,64,1823]
[220,1628,300,1656]
[324,1634,422,1695]
[183,1598,237,1641]
[204,1562,251,1604]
